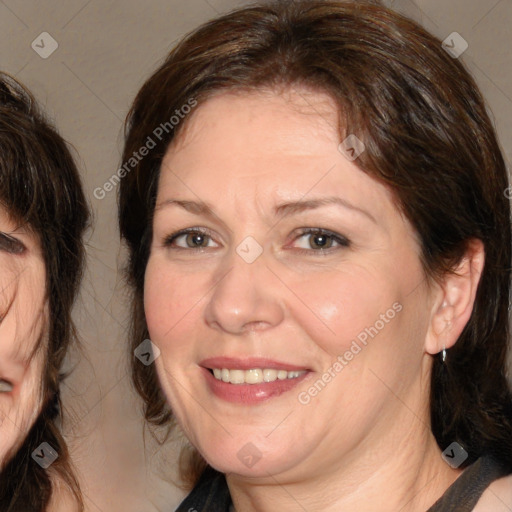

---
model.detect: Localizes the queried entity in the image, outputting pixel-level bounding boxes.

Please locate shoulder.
[473,473,512,512]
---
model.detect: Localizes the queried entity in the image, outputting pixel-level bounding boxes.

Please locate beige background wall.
[1,0,510,510]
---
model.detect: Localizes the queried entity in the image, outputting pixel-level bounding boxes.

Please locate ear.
[424,239,485,356]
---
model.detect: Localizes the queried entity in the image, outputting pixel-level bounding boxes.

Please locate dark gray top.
[175,455,511,512]
[427,454,510,511]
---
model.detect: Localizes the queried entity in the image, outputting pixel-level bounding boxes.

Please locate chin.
[201,441,298,479]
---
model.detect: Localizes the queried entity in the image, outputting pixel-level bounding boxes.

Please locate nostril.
[0,379,13,393]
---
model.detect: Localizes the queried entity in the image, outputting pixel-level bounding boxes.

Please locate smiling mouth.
[209,368,307,385]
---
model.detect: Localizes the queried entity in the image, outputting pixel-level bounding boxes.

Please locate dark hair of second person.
[0,73,89,511]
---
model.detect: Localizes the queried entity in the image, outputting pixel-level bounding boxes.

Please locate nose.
[204,248,285,335]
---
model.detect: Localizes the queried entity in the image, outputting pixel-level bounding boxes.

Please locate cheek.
[0,277,46,467]
[0,268,46,370]
[144,257,204,353]
[0,364,44,469]
[284,266,397,358]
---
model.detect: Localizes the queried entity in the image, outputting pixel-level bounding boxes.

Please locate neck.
[226,384,462,512]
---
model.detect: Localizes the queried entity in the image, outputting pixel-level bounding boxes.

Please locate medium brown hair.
[0,73,89,510]
[118,0,512,487]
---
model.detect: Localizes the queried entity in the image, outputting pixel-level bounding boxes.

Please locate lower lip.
[202,367,310,404]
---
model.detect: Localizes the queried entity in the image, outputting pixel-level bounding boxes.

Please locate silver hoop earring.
[442,346,447,362]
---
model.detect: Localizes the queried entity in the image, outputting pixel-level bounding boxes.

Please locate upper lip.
[200,357,310,371]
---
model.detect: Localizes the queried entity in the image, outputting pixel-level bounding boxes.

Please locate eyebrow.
[274,197,376,223]
[156,196,376,223]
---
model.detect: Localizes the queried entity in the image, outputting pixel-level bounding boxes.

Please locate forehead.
[158,89,401,226]
[169,88,340,163]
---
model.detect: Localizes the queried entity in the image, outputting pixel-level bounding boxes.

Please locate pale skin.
[144,88,508,511]
[0,207,80,511]
[0,206,46,469]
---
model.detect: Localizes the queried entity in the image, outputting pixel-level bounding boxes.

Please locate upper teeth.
[212,368,305,384]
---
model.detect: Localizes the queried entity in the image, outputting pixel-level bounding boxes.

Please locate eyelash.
[162,227,350,254]
[0,233,26,255]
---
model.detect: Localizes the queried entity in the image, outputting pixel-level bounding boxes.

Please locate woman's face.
[145,89,439,480]
[0,206,46,468]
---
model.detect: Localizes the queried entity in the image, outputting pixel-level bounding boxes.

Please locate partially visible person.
[0,72,89,511]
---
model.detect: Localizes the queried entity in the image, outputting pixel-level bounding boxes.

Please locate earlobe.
[425,239,485,357]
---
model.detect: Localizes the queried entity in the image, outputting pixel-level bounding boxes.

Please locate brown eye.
[0,379,13,393]
[185,232,209,248]
[0,233,25,254]
[293,228,350,252]
[164,228,217,250]
[309,232,333,249]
